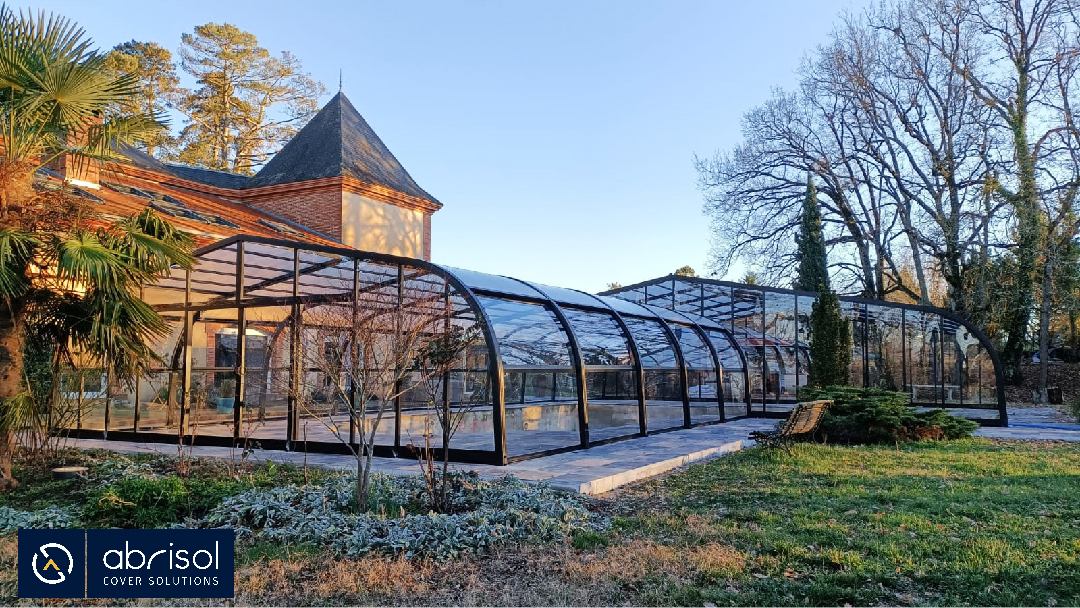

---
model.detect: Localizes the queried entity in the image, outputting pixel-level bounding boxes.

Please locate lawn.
[1,438,1078,606]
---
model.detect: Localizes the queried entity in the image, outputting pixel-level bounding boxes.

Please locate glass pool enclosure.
[60,236,1006,465]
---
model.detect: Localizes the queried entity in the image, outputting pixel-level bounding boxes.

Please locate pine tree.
[175,23,325,174]
[794,175,830,292]
[102,41,180,157]
[808,290,852,387]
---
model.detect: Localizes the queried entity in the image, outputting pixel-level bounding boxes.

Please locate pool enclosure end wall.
[59,237,1007,466]
[603,274,1007,427]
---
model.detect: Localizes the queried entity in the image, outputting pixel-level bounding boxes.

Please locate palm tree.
[0,7,193,490]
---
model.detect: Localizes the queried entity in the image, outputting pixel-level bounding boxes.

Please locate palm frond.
[0,390,37,434]
[71,114,167,169]
[0,5,146,168]
[53,229,137,292]
[0,228,38,298]
[77,290,169,381]
[109,208,195,273]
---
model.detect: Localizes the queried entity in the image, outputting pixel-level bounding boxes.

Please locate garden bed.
[2,439,1079,606]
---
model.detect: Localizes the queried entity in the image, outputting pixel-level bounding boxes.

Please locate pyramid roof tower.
[246,92,439,206]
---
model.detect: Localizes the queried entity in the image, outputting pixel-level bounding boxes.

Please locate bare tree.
[410,325,486,512]
[286,274,478,508]
[925,0,1080,384]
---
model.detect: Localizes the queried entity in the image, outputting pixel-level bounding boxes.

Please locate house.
[43,91,440,260]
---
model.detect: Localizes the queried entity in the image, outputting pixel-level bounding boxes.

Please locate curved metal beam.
[436,269,509,464]
[575,292,650,437]
[506,278,590,448]
[655,308,726,423]
[649,314,693,429]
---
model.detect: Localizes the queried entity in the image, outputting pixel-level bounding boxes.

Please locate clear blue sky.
[41,0,858,293]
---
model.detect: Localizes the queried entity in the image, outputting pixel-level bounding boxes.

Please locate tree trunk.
[0,301,26,491]
[1037,246,1054,404]
[357,447,372,513]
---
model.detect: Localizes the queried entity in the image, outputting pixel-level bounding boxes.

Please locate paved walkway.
[67,408,1080,496]
[974,407,1080,442]
[69,418,778,495]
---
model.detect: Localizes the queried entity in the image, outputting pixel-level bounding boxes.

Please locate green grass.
[3,440,1079,606]
[605,439,1080,606]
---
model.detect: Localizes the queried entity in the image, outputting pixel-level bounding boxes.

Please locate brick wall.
[246,187,343,240]
[49,154,100,186]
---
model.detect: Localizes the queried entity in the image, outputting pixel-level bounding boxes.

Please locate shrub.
[0,505,77,533]
[799,386,978,444]
[198,472,609,560]
[82,476,247,528]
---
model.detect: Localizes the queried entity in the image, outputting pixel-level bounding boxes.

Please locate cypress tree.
[794,175,830,292]
[808,290,852,387]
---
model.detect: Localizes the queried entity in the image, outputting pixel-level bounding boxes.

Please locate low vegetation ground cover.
[1,439,1078,606]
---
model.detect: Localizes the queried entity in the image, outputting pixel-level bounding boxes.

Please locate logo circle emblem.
[31,543,73,584]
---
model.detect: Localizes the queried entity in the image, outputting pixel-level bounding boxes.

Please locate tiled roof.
[245,92,440,205]
[63,169,339,248]
[164,164,251,190]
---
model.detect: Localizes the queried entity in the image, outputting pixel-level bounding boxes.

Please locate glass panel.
[565,305,640,445]
[706,328,746,416]
[906,310,938,404]
[703,284,734,326]
[843,301,865,387]
[442,266,545,298]
[135,372,181,432]
[562,308,634,368]
[669,323,718,423]
[733,288,764,412]
[669,324,712,370]
[189,243,238,297]
[795,347,811,394]
[476,297,573,369]
[643,279,674,309]
[623,317,683,431]
[764,293,796,407]
[242,307,293,442]
[599,295,658,318]
[942,317,962,405]
[622,317,679,369]
[186,370,238,438]
[866,305,904,391]
[607,285,647,305]
[58,367,108,431]
[796,295,815,390]
[474,296,578,456]
[708,330,744,372]
[774,346,798,404]
[525,281,606,309]
[761,346,784,407]
[971,344,999,414]
[672,279,703,316]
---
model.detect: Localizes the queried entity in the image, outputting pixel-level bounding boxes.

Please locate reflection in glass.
[622,316,684,431]
[474,296,579,456]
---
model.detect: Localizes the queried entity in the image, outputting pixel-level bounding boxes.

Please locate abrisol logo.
[32,542,74,584]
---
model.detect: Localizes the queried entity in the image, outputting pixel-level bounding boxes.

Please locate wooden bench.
[749,400,831,453]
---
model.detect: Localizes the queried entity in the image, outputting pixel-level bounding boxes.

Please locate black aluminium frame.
[603,274,1008,426]
[65,237,1006,466]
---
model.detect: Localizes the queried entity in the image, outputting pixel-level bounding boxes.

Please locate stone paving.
[974,407,1080,442]
[66,407,1080,496]
[69,418,778,495]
